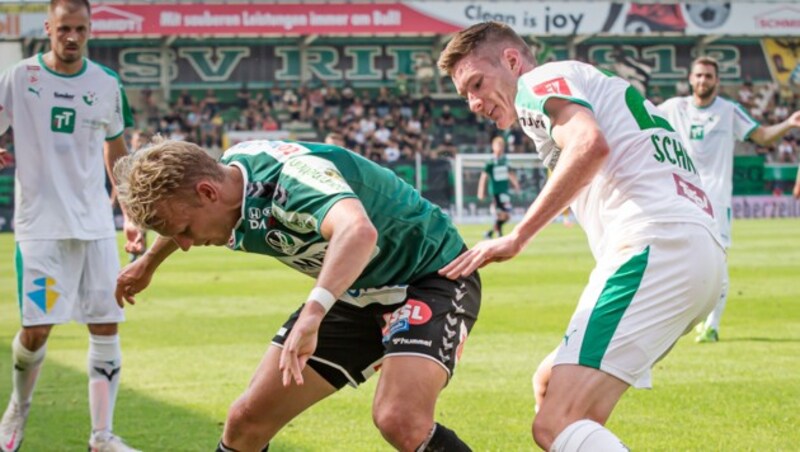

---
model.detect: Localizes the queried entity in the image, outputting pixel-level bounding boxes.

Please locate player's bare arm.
[279,197,378,387]
[440,100,609,279]
[115,235,179,307]
[477,172,488,200]
[106,136,145,253]
[749,110,800,145]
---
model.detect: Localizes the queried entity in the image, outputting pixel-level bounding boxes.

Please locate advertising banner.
[82,38,772,89]
[5,2,800,38]
[732,195,800,219]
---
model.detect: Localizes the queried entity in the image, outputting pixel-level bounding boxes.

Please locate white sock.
[550,419,628,452]
[11,330,46,407]
[706,266,730,331]
[88,334,122,436]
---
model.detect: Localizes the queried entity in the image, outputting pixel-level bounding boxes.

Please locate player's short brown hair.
[438,21,534,76]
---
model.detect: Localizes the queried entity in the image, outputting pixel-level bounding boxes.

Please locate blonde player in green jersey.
[113,138,482,452]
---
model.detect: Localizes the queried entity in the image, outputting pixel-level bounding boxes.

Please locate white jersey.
[658,96,758,248]
[0,54,131,240]
[515,61,720,260]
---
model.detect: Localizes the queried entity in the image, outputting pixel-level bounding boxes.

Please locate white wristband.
[308,287,336,313]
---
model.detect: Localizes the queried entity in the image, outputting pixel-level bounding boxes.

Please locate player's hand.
[123,218,146,255]
[0,149,14,169]
[532,349,557,413]
[279,302,325,387]
[439,233,524,279]
[115,257,154,307]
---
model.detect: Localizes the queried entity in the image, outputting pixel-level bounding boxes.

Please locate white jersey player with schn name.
[515,61,721,260]
[512,60,725,389]
[658,96,758,248]
[0,53,125,241]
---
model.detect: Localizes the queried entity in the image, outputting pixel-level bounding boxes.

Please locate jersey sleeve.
[0,67,14,136]
[483,159,492,174]
[98,64,133,139]
[731,101,759,141]
[517,64,594,116]
[275,154,358,234]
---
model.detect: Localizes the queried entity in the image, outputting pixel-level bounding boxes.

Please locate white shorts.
[15,238,124,326]
[554,223,724,388]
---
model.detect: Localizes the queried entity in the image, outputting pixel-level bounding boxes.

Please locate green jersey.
[483,156,511,195]
[221,140,464,299]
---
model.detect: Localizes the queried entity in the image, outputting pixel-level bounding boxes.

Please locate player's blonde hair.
[114,136,224,230]
[437,21,534,76]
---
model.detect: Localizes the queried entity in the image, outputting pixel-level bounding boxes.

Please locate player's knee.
[21,325,52,350]
[373,404,430,450]
[532,410,567,450]
[226,396,268,444]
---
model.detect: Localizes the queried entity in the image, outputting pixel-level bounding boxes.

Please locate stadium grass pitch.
[1,219,798,451]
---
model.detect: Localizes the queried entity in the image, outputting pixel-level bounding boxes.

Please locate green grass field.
[1,219,798,451]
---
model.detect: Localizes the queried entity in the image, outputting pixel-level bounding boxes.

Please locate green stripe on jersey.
[579,246,650,368]
[15,242,23,315]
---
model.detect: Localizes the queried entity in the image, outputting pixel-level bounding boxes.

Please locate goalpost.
[453,153,548,224]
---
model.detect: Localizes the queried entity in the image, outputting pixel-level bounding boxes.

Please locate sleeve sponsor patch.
[533,77,571,96]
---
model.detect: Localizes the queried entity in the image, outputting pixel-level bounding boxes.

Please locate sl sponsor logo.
[381,299,432,343]
[533,77,571,96]
[27,277,59,313]
[51,107,76,133]
[265,229,305,255]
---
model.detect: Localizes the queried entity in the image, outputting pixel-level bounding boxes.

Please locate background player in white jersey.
[0,1,143,450]
[438,22,725,451]
[659,57,800,343]
[113,138,481,452]
[478,135,520,238]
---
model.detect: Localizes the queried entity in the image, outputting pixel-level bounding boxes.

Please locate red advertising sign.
[90,3,460,36]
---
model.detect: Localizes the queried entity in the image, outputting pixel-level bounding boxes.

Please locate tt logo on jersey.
[533,77,571,96]
[520,115,546,128]
[51,107,76,133]
[689,124,704,140]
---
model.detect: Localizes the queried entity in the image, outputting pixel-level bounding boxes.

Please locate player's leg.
[536,224,724,451]
[373,357,468,451]
[234,300,387,450]
[534,365,629,450]
[221,345,337,451]
[697,263,728,343]
[374,270,480,451]
[79,238,137,451]
[2,240,80,452]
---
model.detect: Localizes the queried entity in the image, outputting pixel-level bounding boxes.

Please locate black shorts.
[272,271,481,389]
[494,193,512,213]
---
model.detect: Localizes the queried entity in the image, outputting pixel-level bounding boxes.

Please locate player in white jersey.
[0,1,142,451]
[659,57,800,343]
[438,22,725,451]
